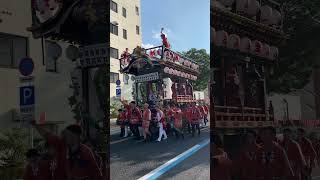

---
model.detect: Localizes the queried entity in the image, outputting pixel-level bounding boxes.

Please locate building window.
[122,7,126,17]
[135,6,139,16]
[110,23,118,35]
[123,74,129,84]
[136,26,140,35]
[111,1,117,13]
[45,40,58,72]
[0,33,27,68]
[123,29,127,39]
[110,72,119,83]
[110,47,119,59]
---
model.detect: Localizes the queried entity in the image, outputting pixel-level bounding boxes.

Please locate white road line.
[137,138,210,180]
[314,176,320,179]
[110,137,135,145]
[109,126,210,145]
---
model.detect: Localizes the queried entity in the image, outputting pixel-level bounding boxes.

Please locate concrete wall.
[110,0,142,101]
[0,1,75,132]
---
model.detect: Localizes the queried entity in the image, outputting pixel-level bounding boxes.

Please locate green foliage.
[0,128,28,168]
[110,98,121,119]
[267,0,320,94]
[180,48,210,91]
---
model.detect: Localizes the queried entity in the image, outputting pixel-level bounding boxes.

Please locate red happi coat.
[212,149,233,180]
[128,107,142,125]
[172,107,183,129]
[191,106,201,124]
[233,144,260,180]
[280,139,306,180]
[255,142,293,180]
[118,112,126,128]
[184,107,193,123]
[298,137,317,168]
[142,108,151,129]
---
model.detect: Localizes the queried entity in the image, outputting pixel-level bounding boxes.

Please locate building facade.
[110,0,142,101]
[0,1,76,133]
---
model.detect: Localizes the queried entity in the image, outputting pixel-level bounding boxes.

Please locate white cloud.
[142,43,156,49]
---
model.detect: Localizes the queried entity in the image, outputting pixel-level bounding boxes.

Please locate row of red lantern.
[146,49,199,71]
[163,50,200,71]
[211,28,279,60]
[164,67,198,80]
[218,0,281,26]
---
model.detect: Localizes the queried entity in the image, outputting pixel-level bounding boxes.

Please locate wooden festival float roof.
[120,45,200,81]
[211,0,288,128]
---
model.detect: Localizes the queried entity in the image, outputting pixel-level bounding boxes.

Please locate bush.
[0,128,29,179]
[110,98,121,119]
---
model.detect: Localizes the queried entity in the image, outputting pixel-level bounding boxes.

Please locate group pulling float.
[118,28,205,138]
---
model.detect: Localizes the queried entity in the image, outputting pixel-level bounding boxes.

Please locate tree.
[267,0,320,94]
[181,48,210,91]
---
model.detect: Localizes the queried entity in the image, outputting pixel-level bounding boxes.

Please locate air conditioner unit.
[11,108,21,121]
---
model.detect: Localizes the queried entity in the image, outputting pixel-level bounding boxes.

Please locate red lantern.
[240,37,252,52]
[251,40,262,55]
[227,34,240,49]
[260,5,272,24]
[262,43,270,58]
[215,30,228,46]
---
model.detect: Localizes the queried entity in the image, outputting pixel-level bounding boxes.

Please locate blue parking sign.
[20,86,35,106]
[116,88,121,97]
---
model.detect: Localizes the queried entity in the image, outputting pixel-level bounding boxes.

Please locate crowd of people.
[117,100,209,142]
[23,122,105,180]
[212,126,320,180]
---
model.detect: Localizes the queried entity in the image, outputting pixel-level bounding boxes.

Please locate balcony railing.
[214,105,274,121]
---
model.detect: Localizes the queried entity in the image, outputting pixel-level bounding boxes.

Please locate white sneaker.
[157,139,161,142]
[163,137,167,140]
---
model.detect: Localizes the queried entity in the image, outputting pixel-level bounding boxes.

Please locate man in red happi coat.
[212,133,233,180]
[280,128,307,180]
[297,128,317,180]
[255,126,293,180]
[191,103,201,137]
[233,129,260,180]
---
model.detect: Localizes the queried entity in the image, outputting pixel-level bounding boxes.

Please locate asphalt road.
[110,124,210,180]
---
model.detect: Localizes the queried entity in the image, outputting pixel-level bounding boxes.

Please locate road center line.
[137,138,210,180]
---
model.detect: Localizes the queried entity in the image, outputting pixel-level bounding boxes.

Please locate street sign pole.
[19,57,35,148]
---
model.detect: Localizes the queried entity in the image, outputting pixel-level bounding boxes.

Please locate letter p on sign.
[20,86,35,106]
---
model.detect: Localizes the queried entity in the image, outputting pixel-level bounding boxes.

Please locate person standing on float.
[279,128,307,180]
[156,105,168,142]
[142,103,152,142]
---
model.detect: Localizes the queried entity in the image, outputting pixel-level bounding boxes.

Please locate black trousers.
[173,127,184,139]
[188,123,192,134]
[192,123,200,137]
[130,124,140,138]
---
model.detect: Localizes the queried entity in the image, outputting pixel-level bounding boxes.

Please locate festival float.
[119,28,200,108]
[211,0,287,154]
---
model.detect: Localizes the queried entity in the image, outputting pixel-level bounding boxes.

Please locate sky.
[141,0,210,54]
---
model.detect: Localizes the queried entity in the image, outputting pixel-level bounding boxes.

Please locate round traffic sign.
[116,80,121,86]
[19,58,34,76]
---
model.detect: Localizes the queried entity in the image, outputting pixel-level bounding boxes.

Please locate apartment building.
[0,1,76,133]
[110,0,142,100]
